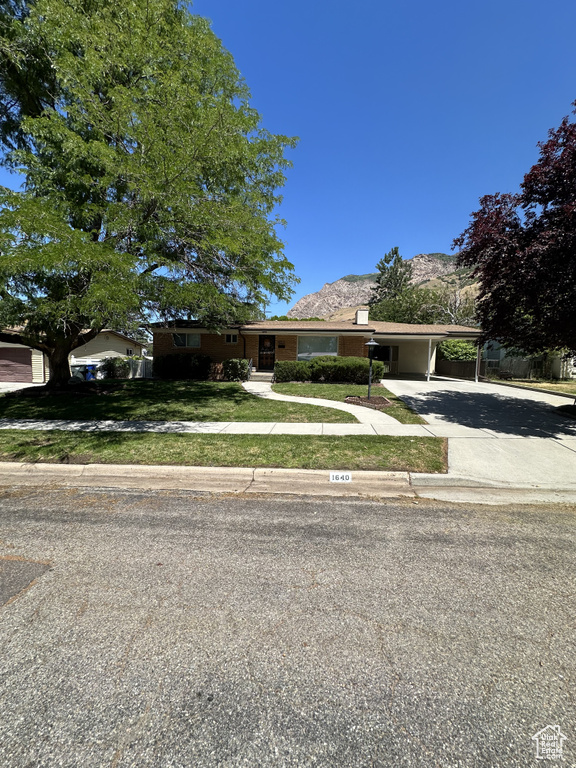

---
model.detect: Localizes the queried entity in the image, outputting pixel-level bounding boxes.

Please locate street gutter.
[1,462,576,505]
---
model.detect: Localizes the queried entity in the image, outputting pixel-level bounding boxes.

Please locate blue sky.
[2,0,575,317]
[189,0,576,315]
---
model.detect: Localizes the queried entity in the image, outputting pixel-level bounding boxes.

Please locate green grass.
[0,380,356,423]
[272,383,427,424]
[503,380,576,397]
[0,430,446,473]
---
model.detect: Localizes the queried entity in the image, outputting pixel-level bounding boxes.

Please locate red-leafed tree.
[454,103,576,355]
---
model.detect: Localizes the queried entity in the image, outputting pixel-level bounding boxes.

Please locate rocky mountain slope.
[287,253,463,319]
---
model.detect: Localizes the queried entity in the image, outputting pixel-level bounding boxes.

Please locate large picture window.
[297,336,338,361]
[173,333,201,348]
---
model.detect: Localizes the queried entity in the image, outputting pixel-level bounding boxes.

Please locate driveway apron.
[383,377,576,490]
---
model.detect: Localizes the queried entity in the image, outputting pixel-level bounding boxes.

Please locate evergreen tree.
[369,247,413,305]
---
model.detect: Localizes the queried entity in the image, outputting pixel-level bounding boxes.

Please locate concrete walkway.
[242,380,400,424]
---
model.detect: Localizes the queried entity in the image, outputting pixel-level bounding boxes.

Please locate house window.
[225,334,238,344]
[126,348,133,356]
[372,345,392,362]
[297,336,338,361]
[173,333,201,348]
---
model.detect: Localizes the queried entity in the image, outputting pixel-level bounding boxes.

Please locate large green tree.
[0,0,297,384]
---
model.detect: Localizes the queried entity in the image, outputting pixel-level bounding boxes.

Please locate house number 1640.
[329,472,352,482]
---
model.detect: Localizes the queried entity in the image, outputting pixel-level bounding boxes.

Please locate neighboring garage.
[0,331,146,383]
[0,348,33,382]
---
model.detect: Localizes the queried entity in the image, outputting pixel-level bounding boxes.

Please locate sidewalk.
[0,416,519,437]
[0,417,429,436]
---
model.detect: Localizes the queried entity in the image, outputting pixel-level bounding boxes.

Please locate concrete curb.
[411,472,576,491]
[0,462,414,499]
[1,461,576,505]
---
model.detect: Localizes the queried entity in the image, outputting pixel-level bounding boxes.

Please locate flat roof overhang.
[153,326,482,339]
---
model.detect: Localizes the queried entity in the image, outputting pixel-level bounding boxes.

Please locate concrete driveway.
[383,377,576,492]
[0,382,38,394]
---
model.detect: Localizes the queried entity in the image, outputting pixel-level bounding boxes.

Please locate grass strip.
[502,380,576,397]
[0,380,355,423]
[272,383,426,424]
[0,430,446,473]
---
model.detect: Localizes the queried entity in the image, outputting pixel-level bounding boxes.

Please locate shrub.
[274,356,383,384]
[274,361,312,382]
[98,356,131,378]
[222,358,251,381]
[309,356,384,384]
[208,362,224,381]
[153,353,211,380]
[437,340,478,361]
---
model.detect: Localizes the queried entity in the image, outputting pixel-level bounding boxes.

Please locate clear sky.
[2,0,575,317]
[189,0,576,315]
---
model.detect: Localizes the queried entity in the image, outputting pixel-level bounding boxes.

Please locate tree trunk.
[47,345,73,387]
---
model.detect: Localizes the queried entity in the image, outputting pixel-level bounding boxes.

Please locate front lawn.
[0,430,446,473]
[272,383,426,424]
[0,380,356,423]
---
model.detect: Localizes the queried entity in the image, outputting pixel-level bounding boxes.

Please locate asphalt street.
[0,488,575,767]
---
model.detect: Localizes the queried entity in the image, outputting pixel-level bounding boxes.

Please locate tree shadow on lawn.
[0,381,255,421]
[3,430,191,464]
[398,389,576,438]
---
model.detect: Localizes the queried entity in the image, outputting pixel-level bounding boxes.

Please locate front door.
[258,335,276,371]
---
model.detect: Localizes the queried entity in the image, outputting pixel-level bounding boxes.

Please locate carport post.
[426,338,432,382]
[475,343,482,383]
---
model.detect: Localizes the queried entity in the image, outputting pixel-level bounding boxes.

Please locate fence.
[128,357,153,379]
[435,359,486,379]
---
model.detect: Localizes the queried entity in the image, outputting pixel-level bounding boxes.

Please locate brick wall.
[243,334,259,364]
[153,330,245,364]
[154,330,372,368]
[275,335,298,362]
[338,336,367,358]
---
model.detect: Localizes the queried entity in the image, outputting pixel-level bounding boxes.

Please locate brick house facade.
[152,310,481,377]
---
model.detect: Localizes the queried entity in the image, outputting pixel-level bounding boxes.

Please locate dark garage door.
[0,348,33,382]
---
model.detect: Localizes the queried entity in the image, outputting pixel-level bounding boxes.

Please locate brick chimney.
[355,307,369,325]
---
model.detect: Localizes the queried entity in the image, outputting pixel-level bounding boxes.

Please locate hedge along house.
[152,309,482,379]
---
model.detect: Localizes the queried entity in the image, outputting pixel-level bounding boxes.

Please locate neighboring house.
[485,342,576,379]
[152,309,481,376]
[0,330,147,383]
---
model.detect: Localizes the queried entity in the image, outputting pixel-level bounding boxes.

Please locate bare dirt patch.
[345,395,392,410]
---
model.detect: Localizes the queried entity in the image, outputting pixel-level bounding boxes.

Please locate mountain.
[287,253,466,319]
